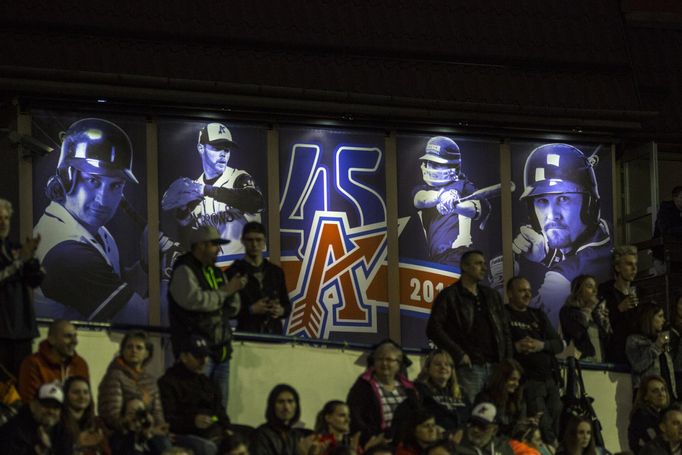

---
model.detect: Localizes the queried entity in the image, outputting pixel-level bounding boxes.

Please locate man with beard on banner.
[161,123,264,260]
[412,136,489,267]
[512,143,612,327]
[33,118,150,322]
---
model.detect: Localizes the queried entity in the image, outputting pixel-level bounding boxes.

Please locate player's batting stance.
[512,143,612,326]
[34,118,152,322]
[413,136,490,267]
[162,123,264,260]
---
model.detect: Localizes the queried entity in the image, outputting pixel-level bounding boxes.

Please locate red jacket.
[18,340,89,402]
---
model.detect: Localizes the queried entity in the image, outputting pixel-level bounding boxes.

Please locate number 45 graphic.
[279,143,388,338]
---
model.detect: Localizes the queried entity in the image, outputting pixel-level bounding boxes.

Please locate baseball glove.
[161,177,204,211]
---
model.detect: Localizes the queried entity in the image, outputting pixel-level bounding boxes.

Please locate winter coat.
[97,357,164,431]
[346,369,417,446]
[18,340,89,403]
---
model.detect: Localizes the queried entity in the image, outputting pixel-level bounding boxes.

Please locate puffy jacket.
[250,424,308,455]
[97,357,164,430]
[18,340,89,403]
[426,281,512,364]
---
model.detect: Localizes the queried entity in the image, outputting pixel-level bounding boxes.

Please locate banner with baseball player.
[510,142,614,328]
[397,135,505,348]
[30,111,149,323]
[279,127,389,343]
[158,119,268,323]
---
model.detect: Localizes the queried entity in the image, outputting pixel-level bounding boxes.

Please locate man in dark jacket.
[427,250,512,403]
[227,222,291,335]
[0,381,72,455]
[640,405,682,455]
[0,198,43,378]
[251,384,308,455]
[158,334,230,455]
[506,276,564,445]
[458,402,514,455]
[168,226,245,409]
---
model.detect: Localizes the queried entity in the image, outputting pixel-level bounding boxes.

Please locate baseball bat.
[459,181,516,202]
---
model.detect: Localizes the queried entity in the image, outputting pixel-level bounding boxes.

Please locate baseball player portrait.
[33,118,149,322]
[412,136,489,267]
[512,143,612,327]
[161,122,264,261]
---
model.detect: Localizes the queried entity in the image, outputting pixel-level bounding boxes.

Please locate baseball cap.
[37,382,64,406]
[180,334,211,357]
[198,123,238,149]
[469,402,497,426]
[418,136,461,164]
[190,226,231,246]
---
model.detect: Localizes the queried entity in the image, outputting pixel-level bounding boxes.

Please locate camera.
[135,409,152,429]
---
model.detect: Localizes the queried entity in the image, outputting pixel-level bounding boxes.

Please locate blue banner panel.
[279,127,389,343]
[31,112,148,323]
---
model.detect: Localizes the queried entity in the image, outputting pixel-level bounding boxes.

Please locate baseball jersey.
[33,201,135,321]
[413,179,477,261]
[186,167,262,258]
[534,219,612,327]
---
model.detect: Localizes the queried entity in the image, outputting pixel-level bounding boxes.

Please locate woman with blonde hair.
[560,275,611,363]
[413,349,468,432]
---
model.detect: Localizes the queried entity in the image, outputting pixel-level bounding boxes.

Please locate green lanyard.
[203,266,219,289]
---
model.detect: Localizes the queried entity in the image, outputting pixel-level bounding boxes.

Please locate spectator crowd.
[2,191,682,455]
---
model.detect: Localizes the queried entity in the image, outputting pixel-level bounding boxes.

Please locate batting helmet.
[48,118,137,198]
[520,143,600,228]
[419,136,462,186]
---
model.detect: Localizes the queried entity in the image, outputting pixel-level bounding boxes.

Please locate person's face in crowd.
[462,253,487,282]
[325,404,351,435]
[674,191,682,212]
[49,322,78,358]
[372,344,402,384]
[274,391,297,424]
[122,337,149,370]
[467,422,497,448]
[576,421,592,449]
[534,193,587,251]
[615,254,638,282]
[427,353,453,388]
[661,410,682,443]
[0,207,10,239]
[644,380,669,410]
[226,444,250,455]
[123,398,149,431]
[653,310,666,333]
[30,400,62,427]
[200,144,231,180]
[194,240,221,266]
[180,352,208,373]
[64,171,125,233]
[242,232,266,260]
[506,369,521,394]
[578,278,598,308]
[414,417,440,447]
[66,380,91,413]
[508,278,532,311]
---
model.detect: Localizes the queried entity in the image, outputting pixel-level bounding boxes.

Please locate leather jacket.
[427,281,512,364]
